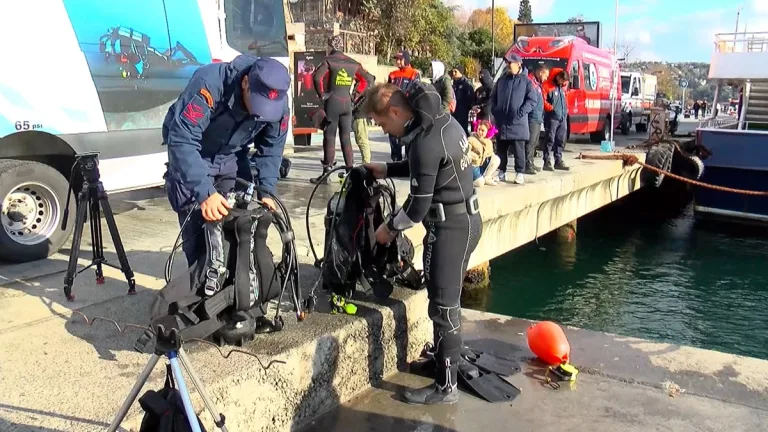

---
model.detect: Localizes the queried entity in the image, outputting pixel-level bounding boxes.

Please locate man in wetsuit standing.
[360,81,482,405]
[310,35,373,184]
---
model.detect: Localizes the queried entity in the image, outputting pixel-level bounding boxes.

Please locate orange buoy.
[527,321,571,365]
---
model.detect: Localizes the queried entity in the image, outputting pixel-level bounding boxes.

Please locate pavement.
[303,309,768,432]
[0,124,709,432]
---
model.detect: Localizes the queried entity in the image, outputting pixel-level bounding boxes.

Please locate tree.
[615,39,635,65]
[358,0,460,64]
[466,7,515,48]
[567,14,585,23]
[517,0,533,24]
[648,65,678,99]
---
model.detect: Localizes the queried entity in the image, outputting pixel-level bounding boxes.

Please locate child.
[469,121,501,187]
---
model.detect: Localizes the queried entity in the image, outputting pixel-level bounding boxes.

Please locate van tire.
[590,118,611,143]
[636,121,648,133]
[0,159,76,263]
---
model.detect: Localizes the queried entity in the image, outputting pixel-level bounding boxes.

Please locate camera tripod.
[108,324,229,432]
[62,152,136,301]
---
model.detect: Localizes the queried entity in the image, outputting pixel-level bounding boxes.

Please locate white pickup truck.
[619,71,658,134]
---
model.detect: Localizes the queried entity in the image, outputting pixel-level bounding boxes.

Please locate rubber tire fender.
[641,143,675,188]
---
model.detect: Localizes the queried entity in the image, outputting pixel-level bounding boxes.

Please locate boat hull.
[693,128,768,225]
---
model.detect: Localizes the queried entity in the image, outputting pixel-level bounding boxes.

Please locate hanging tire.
[641,143,674,188]
[0,159,76,263]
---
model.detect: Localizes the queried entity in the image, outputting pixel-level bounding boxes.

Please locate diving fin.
[409,355,521,404]
[458,367,522,403]
[461,347,521,376]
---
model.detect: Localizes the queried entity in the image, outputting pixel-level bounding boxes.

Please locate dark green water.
[485,190,768,360]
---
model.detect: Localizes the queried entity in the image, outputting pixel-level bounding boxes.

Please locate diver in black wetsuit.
[360,81,482,405]
[310,35,374,184]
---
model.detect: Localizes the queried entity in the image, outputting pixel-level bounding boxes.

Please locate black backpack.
[138,364,207,432]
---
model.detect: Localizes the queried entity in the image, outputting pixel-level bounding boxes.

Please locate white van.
[0,0,289,263]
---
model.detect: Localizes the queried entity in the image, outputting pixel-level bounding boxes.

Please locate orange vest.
[388,66,420,90]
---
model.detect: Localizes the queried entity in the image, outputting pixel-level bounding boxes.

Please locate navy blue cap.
[247,58,290,122]
[504,52,522,64]
[394,49,411,64]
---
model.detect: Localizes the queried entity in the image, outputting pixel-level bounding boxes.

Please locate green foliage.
[468,28,492,47]
[518,0,533,24]
[567,14,585,23]
[410,57,433,76]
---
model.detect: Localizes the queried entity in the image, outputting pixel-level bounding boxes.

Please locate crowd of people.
[311,48,575,187]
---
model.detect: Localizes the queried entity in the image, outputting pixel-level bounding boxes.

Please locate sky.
[445,0,768,62]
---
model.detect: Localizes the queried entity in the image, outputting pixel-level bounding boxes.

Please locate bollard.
[462,261,491,310]
[648,108,666,143]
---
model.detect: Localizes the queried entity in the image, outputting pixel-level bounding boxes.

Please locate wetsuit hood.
[479,69,493,88]
[431,61,446,81]
[406,81,444,128]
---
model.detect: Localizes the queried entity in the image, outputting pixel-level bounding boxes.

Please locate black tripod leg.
[63,192,89,301]
[90,195,106,285]
[100,196,136,295]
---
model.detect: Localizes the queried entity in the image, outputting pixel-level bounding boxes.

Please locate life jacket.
[143,198,300,346]
[321,168,422,300]
[138,364,207,432]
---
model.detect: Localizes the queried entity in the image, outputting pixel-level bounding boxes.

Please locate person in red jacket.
[387,49,420,161]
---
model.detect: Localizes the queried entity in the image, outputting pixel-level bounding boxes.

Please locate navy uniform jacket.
[161,55,289,208]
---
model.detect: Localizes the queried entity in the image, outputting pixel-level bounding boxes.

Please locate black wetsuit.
[386,81,482,397]
[313,50,373,167]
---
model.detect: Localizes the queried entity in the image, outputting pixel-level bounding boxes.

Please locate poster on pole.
[513,22,602,48]
[293,51,326,132]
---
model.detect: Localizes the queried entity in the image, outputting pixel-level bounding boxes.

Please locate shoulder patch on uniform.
[199,88,214,108]
[181,97,210,126]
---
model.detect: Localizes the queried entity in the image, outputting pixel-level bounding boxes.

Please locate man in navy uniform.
[162,55,290,268]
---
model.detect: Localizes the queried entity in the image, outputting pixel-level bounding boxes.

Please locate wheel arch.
[0,131,77,180]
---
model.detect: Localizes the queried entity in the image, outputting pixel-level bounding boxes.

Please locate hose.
[304,165,350,265]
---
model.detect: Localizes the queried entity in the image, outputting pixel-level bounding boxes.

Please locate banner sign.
[514,22,603,48]
[293,51,326,131]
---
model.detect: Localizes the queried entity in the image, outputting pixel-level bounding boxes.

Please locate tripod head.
[75,152,102,184]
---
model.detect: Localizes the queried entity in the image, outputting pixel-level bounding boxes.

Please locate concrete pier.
[304,309,768,432]
[2,128,761,432]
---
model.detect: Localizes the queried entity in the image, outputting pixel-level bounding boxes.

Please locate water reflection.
[488,199,768,360]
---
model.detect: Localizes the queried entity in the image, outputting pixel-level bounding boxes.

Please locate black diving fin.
[460,347,521,376]
[458,367,521,403]
[408,344,522,404]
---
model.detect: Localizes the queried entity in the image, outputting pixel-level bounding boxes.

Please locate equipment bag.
[138,364,207,432]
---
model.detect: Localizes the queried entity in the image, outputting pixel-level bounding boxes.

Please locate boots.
[309,161,334,184]
[401,357,459,405]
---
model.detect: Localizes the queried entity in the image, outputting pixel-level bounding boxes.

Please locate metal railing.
[714,32,768,53]
[698,117,739,129]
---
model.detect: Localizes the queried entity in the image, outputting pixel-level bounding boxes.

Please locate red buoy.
[527,321,571,365]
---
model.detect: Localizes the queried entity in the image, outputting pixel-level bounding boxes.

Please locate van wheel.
[590,118,610,143]
[636,122,648,133]
[0,160,75,263]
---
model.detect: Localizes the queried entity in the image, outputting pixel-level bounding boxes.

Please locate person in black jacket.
[360,81,482,405]
[490,53,537,184]
[450,66,474,135]
[310,35,374,184]
[473,69,494,122]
